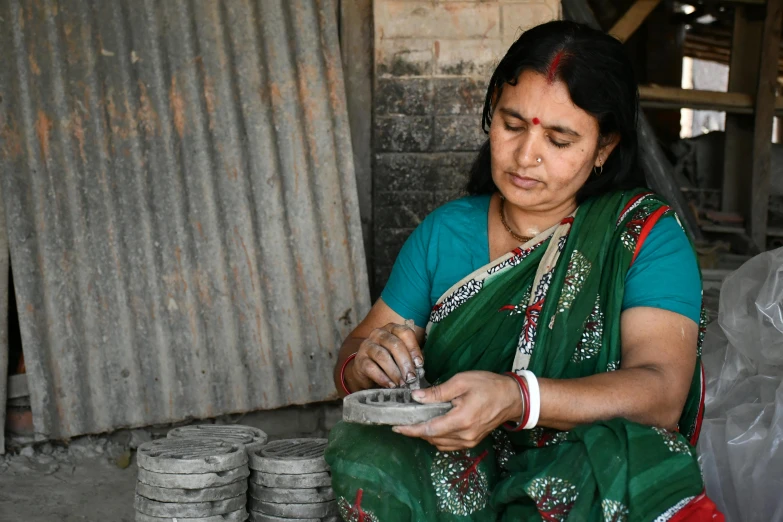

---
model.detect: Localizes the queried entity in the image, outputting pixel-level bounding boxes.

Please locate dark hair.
[466,21,645,202]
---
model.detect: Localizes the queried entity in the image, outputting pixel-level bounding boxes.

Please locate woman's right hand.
[348,322,424,390]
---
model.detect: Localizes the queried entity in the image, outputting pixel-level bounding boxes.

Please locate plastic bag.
[718,250,783,365]
[698,248,783,522]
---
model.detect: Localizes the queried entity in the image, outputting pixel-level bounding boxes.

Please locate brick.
[375,205,428,229]
[376,190,436,211]
[423,154,474,191]
[434,38,505,77]
[433,115,487,151]
[374,228,415,265]
[375,152,475,192]
[374,263,395,294]
[5,408,33,436]
[433,78,488,115]
[376,78,433,115]
[501,4,557,46]
[375,115,433,152]
[377,2,500,39]
[432,190,466,208]
[376,38,433,77]
[375,154,432,191]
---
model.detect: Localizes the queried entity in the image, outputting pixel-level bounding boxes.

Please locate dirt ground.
[0,404,340,521]
[0,441,137,522]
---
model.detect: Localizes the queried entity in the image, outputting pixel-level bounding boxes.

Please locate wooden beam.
[609,0,662,42]
[722,7,763,223]
[749,0,783,249]
[694,0,764,5]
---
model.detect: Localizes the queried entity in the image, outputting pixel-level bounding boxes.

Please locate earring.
[536,157,542,163]
[594,163,603,176]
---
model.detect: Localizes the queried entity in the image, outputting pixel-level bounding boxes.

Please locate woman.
[327,21,722,521]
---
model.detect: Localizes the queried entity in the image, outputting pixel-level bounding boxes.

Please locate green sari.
[326,190,712,522]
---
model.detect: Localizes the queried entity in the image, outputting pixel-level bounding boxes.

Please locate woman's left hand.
[392,371,522,451]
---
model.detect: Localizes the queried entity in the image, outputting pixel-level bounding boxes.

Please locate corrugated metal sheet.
[0,0,370,440]
[0,182,8,453]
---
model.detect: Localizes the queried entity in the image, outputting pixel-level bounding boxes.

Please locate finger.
[426,432,483,451]
[433,443,467,452]
[410,377,464,404]
[367,342,406,387]
[358,356,397,389]
[386,322,424,368]
[375,330,417,384]
[411,435,469,452]
[393,409,466,439]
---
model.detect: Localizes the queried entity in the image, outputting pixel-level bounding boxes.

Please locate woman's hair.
[466,20,645,201]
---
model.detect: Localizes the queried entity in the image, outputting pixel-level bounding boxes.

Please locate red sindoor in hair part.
[547,50,565,84]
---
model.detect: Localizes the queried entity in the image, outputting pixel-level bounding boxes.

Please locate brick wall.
[372,0,560,295]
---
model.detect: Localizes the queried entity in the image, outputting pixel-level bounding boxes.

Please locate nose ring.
[536,157,542,163]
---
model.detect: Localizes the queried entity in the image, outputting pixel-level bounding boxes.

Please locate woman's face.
[489,70,617,213]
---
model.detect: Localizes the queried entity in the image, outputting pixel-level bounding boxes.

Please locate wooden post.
[749,0,783,249]
[722,7,763,220]
[339,0,374,286]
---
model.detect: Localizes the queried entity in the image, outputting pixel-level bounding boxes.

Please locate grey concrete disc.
[168,424,268,453]
[248,497,337,518]
[137,439,247,474]
[343,388,452,425]
[134,507,249,522]
[135,494,246,518]
[249,470,331,488]
[136,479,247,503]
[249,439,328,474]
[137,466,250,489]
[251,486,334,504]
[248,513,338,522]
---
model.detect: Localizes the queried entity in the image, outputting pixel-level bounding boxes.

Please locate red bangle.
[504,372,530,432]
[340,353,358,395]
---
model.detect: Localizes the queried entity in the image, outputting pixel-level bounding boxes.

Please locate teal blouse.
[381,195,702,328]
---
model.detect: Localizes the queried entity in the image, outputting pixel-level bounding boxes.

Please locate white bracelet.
[518,370,540,429]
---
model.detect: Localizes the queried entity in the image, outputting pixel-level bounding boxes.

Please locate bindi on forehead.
[532,117,540,125]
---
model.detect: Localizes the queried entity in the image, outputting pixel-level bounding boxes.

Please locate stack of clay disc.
[247,438,337,522]
[135,438,250,522]
[168,424,269,454]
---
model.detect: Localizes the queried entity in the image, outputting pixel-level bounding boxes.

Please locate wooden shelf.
[701,224,783,237]
[638,85,783,115]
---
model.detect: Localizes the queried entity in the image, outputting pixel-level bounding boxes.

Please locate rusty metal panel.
[0,0,370,440]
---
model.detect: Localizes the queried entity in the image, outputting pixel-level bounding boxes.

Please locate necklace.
[499,196,534,243]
